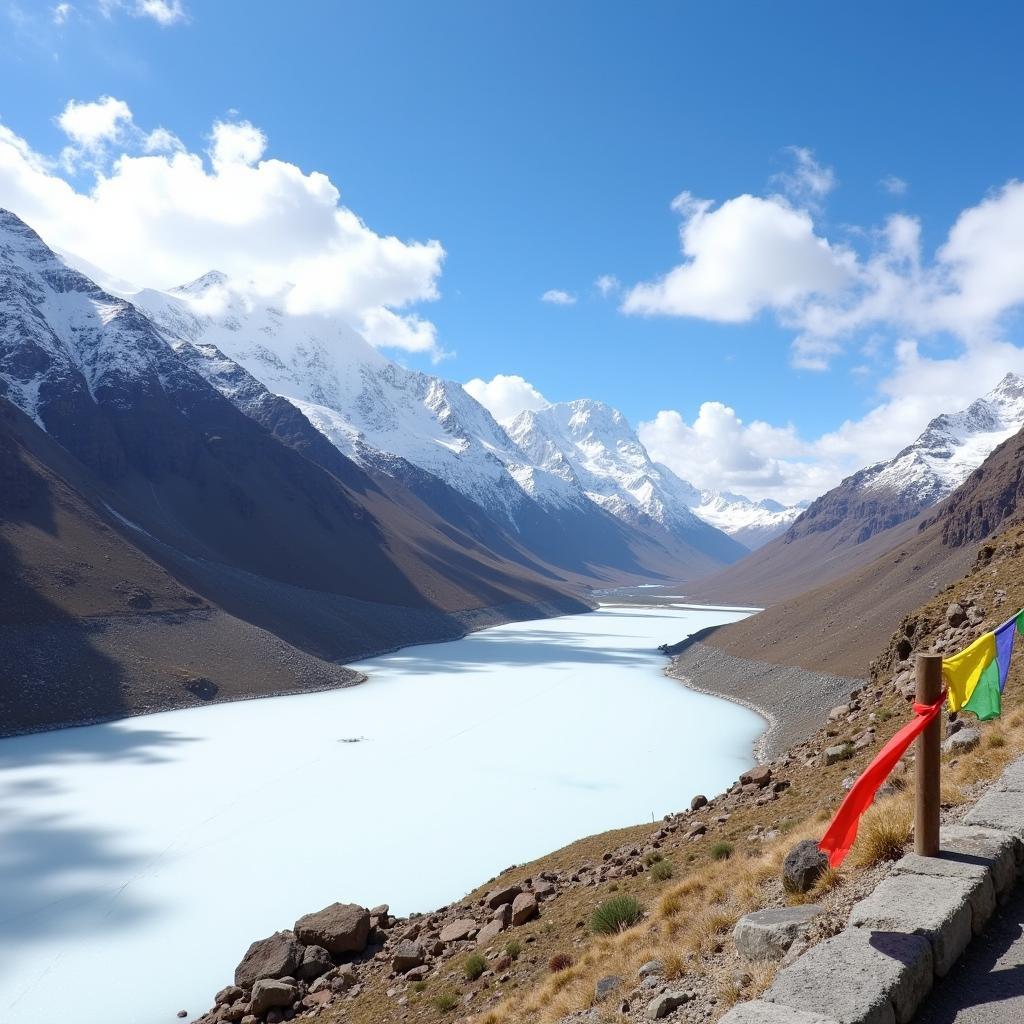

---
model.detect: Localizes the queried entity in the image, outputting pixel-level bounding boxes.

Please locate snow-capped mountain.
[134,274,747,572]
[788,372,1024,547]
[691,491,804,549]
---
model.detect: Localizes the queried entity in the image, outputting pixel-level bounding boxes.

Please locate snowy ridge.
[859,373,1024,505]
[692,491,804,549]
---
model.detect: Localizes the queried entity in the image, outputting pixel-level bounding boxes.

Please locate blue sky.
[3,1,1024,502]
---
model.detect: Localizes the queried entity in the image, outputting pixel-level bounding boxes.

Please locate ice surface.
[0,605,761,1024]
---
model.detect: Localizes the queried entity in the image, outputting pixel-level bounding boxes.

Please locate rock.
[297,945,333,981]
[439,918,477,943]
[405,964,430,982]
[638,960,663,979]
[511,891,538,926]
[234,931,302,990]
[485,884,522,909]
[176,1013,187,1020]
[646,991,691,1019]
[595,975,622,1002]
[942,727,981,754]
[690,794,708,810]
[294,903,371,955]
[532,879,556,900]
[733,905,823,961]
[947,602,967,627]
[822,744,851,765]
[250,979,297,1017]
[740,766,773,788]
[476,919,505,946]
[827,704,849,721]
[687,823,707,838]
[391,939,426,973]
[215,986,244,1006]
[783,839,829,894]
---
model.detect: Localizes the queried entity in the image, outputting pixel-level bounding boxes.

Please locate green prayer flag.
[964,657,1002,721]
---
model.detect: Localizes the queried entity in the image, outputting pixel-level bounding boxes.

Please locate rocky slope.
[689,373,1024,606]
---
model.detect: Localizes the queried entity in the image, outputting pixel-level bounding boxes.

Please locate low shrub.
[463,953,487,981]
[548,952,574,972]
[650,858,674,881]
[432,989,459,1013]
[504,938,522,960]
[590,894,644,934]
[987,732,1007,749]
[710,841,734,861]
[644,851,663,866]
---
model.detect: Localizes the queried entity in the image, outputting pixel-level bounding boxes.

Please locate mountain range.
[3,204,1024,730]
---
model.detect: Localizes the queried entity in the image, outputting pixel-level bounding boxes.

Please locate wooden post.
[914,653,943,857]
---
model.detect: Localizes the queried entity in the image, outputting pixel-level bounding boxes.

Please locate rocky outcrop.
[293,903,370,955]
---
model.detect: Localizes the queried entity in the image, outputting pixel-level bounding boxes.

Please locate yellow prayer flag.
[943,631,996,712]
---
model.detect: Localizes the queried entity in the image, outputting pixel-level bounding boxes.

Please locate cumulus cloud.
[595,274,619,297]
[622,191,853,321]
[541,288,576,305]
[0,99,446,356]
[464,374,550,424]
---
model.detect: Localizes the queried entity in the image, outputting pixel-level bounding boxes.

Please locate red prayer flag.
[817,690,946,868]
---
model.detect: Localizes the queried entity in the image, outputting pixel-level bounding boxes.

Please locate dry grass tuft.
[851,797,912,867]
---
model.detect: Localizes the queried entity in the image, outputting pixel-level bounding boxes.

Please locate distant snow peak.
[692,489,802,549]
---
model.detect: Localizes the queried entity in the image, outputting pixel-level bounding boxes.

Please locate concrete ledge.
[848,873,975,976]
[993,758,1024,792]
[763,928,932,1024]
[717,1001,842,1024]
[930,824,1020,901]
[964,788,1024,844]
[890,852,996,935]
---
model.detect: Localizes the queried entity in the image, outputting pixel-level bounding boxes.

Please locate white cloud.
[100,0,188,25]
[541,288,576,305]
[622,191,853,321]
[880,174,908,195]
[464,374,550,424]
[52,3,73,25]
[0,100,446,356]
[773,146,836,205]
[56,95,132,149]
[595,274,619,297]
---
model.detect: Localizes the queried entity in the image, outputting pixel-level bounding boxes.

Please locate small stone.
[595,975,622,1002]
[740,766,773,788]
[783,839,828,894]
[947,602,967,627]
[392,939,426,973]
[176,1013,187,1020]
[646,991,691,1019]
[942,727,981,754]
[638,960,664,979]
[733,905,822,961]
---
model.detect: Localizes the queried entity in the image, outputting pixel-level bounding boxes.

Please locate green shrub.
[463,952,487,981]
[411,980,427,993]
[649,859,674,881]
[710,841,734,861]
[643,851,663,866]
[432,989,460,1012]
[877,708,894,723]
[590,894,644,934]
[504,938,522,960]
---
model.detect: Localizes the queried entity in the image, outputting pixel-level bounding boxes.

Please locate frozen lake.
[0,604,762,1024]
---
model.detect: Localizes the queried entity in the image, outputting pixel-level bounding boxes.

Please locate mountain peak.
[174,270,231,296]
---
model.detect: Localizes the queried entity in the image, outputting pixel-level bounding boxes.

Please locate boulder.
[485,884,522,909]
[250,979,297,1017]
[823,744,851,765]
[294,903,370,955]
[595,976,622,1002]
[510,891,538,926]
[783,839,828,894]
[476,919,505,946]
[690,794,708,811]
[439,918,477,943]
[646,991,691,1019]
[947,602,967,627]
[391,939,426,973]
[215,986,244,1006]
[532,879,556,900]
[405,964,430,982]
[740,766,773,788]
[234,931,302,990]
[942,727,981,755]
[733,905,822,961]
[298,945,333,981]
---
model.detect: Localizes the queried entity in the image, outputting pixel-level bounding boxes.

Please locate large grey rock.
[439,918,477,943]
[764,927,932,1024]
[234,931,302,990]
[941,728,981,754]
[890,854,996,933]
[646,991,691,1019]
[294,903,370,955]
[594,975,622,1002]
[485,884,522,909]
[510,891,538,926]
[250,979,297,1016]
[718,1003,842,1024]
[391,939,425,973]
[783,839,829,893]
[965,789,1024,843]
[297,944,333,981]
[848,873,974,976]
[475,919,505,946]
[937,824,1021,898]
[733,904,822,961]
